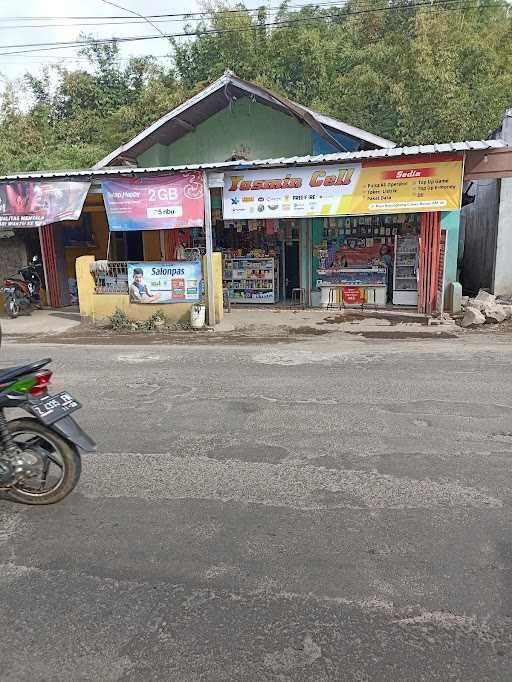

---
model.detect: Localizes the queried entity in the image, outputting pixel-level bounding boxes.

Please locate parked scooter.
[2,256,43,318]
[0,352,96,504]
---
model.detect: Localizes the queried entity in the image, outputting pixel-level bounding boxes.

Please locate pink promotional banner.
[102,172,204,232]
[0,180,90,228]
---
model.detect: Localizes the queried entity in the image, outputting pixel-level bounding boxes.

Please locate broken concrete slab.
[474,290,496,305]
[483,304,508,323]
[461,308,486,327]
[500,304,512,319]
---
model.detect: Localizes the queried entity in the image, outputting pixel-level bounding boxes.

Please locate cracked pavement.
[0,332,511,680]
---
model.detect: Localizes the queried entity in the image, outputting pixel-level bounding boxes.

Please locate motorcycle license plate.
[29,392,81,425]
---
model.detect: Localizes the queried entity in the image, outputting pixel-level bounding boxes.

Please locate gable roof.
[93,71,396,169]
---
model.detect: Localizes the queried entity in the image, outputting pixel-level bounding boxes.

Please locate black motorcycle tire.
[6,299,19,318]
[5,418,81,505]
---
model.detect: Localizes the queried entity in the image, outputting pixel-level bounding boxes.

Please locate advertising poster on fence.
[128,261,203,304]
[223,155,463,219]
[103,173,204,231]
[0,180,90,228]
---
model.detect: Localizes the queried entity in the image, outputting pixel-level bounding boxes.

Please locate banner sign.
[128,261,202,304]
[342,286,367,305]
[223,155,462,219]
[103,173,204,232]
[0,180,90,228]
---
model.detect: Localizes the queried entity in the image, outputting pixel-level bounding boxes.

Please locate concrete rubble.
[461,289,512,327]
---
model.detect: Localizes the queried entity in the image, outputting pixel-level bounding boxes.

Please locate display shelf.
[223,257,278,304]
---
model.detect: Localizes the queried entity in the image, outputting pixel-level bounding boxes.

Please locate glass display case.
[393,235,419,305]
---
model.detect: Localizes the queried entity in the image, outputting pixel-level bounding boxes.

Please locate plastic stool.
[291,287,305,309]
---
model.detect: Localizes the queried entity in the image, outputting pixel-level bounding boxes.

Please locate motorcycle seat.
[0,359,51,386]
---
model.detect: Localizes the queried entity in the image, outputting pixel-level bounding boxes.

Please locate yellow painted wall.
[75,256,95,318]
[203,252,224,323]
[91,294,192,322]
[76,254,224,324]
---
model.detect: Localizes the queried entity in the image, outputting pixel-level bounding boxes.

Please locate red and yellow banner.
[349,154,463,215]
[223,154,463,219]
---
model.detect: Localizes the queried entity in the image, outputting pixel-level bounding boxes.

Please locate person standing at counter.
[379,245,393,303]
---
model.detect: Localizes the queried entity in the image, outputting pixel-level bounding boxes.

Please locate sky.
[0,0,209,83]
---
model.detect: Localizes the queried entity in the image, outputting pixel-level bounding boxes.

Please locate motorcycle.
[2,256,44,318]
[0,356,95,504]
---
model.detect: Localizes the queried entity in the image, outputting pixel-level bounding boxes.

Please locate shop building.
[0,72,510,320]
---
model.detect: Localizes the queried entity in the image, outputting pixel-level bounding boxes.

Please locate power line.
[0,3,345,21]
[2,0,499,22]
[97,0,168,38]
[0,10,299,31]
[0,1,353,29]
[0,0,499,57]
[0,9,286,31]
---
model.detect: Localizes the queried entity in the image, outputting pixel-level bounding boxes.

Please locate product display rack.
[223,257,278,304]
[316,267,387,287]
[393,235,419,305]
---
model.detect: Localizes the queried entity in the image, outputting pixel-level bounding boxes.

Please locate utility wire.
[97,0,168,38]
[0,5,309,30]
[0,0,499,56]
[0,0,496,22]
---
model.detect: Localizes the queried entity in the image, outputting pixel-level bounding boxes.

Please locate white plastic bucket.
[190,304,206,329]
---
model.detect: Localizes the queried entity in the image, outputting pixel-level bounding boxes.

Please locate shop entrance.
[283,241,300,300]
[126,231,144,261]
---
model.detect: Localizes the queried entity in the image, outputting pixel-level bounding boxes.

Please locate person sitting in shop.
[331,253,349,268]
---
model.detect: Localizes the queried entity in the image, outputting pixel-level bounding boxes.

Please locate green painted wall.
[137,97,311,167]
[440,210,460,290]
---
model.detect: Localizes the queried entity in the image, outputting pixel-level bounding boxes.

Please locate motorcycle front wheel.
[5,418,81,505]
[6,299,19,318]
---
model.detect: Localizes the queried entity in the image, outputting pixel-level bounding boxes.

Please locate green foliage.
[106,308,190,333]
[108,307,130,331]
[1,0,512,174]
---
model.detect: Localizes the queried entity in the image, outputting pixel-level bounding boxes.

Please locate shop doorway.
[284,242,300,299]
[126,231,144,261]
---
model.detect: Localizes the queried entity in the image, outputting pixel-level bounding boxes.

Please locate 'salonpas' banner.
[223,154,463,219]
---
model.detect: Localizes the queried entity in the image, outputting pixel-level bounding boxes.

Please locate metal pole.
[203,171,216,326]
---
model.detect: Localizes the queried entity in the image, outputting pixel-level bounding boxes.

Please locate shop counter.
[319,284,387,307]
[317,267,388,307]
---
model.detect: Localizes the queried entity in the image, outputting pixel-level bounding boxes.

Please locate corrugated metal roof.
[0,139,506,182]
[92,71,396,169]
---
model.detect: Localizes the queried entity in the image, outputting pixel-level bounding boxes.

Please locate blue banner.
[128,261,202,304]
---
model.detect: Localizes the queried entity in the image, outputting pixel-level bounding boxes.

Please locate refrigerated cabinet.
[393,235,419,306]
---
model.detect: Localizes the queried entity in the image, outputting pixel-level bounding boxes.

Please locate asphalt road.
[1,332,511,681]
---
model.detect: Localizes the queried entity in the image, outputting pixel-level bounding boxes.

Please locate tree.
[0,0,511,173]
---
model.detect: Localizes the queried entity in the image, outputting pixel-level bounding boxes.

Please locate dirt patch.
[287,326,332,336]
[320,311,428,326]
[346,330,458,340]
[10,328,303,346]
